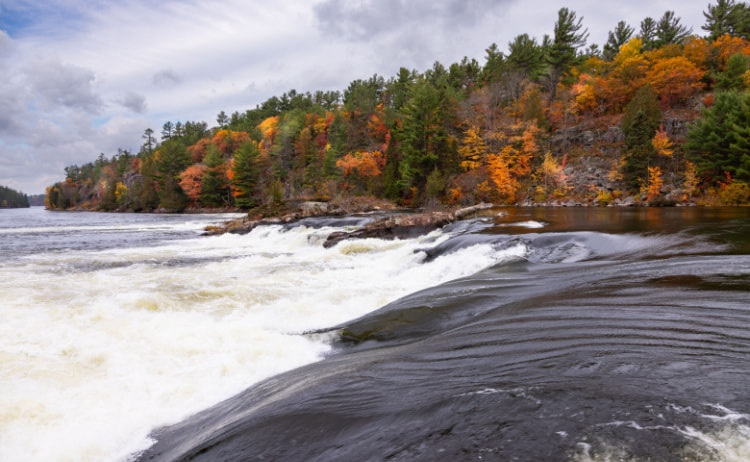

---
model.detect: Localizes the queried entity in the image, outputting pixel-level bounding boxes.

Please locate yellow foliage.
[614,38,643,65]
[652,125,673,157]
[458,126,486,171]
[683,161,700,198]
[646,166,663,201]
[115,182,128,205]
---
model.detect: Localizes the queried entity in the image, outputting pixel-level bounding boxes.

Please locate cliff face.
[540,108,699,206]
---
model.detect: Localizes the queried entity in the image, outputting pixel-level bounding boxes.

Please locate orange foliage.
[179,164,208,205]
[212,129,251,156]
[683,37,712,68]
[130,157,142,173]
[458,126,486,171]
[712,35,750,71]
[652,125,673,157]
[572,73,597,114]
[645,56,705,107]
[487,152,518,201]
[336,151,386,178]
[187,138,211,163]
[646,166,663,201]
[258,116,279,156]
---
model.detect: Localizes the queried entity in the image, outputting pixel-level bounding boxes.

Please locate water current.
[2,206,750,461]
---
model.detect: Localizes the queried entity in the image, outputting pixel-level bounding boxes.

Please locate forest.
[0,185,30,208]
[46,0,750,212]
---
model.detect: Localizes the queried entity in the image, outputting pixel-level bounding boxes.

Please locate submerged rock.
[323,203,494,248]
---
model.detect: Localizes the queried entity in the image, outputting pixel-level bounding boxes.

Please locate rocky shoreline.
[203,202,495,245]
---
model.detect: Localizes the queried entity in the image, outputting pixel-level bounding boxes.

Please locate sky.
[0,0,708,195]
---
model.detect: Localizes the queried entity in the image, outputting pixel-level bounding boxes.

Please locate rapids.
[2,207,749,461]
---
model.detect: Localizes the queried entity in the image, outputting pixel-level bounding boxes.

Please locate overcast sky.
[0,0,707,194]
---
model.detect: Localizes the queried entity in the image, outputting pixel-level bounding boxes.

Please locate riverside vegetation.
[46,2,750,215]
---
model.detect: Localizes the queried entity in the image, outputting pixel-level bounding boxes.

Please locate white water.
[0,211,526,462]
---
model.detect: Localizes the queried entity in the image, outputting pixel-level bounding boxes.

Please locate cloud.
[313,0,511,41]
[0,29,12,59]
[26,59,103,114]
[153,69,183,86]
[119,92,147,114]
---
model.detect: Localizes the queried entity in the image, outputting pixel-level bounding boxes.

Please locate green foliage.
[547,7,589,99]
[424,168,446,207]
[0,185,29,208]
[622,85,662,190]
[685,90,750,184]
[654,11,692,48]
[703,0,750,40]
[603,20,635,60]
[716,53,749,90]
[397,78,456,193]
[720,181,750,204]
[200,146,230,207]
[231,141,261,209]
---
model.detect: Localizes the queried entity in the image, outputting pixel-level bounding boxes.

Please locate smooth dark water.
[139,207,750,462]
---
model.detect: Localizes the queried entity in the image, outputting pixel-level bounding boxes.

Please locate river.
[2,206,750,461]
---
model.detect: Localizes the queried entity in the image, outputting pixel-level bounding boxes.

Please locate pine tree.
[200,145,230,207]
[603,21,635,60]
[685,90,750,183]
[231,141,261,209]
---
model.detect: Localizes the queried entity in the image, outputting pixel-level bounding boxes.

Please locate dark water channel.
[139,207,750,462]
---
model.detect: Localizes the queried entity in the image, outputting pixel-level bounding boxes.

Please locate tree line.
[0,185,30,208]
[46,1,750,211]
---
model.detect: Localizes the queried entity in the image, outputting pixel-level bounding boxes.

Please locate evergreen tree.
[231,141,261,209]
[397,78,455,194]
[546,8,589,100]
[685,90,750,183]
[603,21,635,60]
[0,185,30,208]
[716,53,749,90]
[154,139,190,211]
[654,11,692,47]
[640,17,657,50]
[703,0,750,40]
[200,145,230,207]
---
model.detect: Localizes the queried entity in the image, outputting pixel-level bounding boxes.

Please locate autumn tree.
[622,84,662,190]
[336,150,386,194]
[458,126,487,170]
[645,56,705,107]
[179,164,207,206]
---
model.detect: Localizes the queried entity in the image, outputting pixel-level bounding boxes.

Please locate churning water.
[0,207,524,462]
[2,207,750,462]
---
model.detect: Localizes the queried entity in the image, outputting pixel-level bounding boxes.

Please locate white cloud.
[0,0,710,194]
